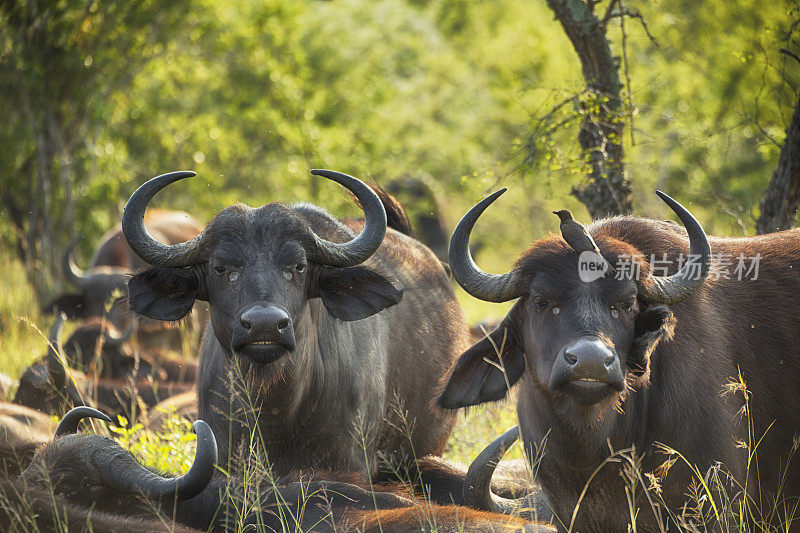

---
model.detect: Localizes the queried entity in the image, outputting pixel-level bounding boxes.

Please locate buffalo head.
[439,190,708,416]
[123,170,401,366]
[20,406,216,506]
[43,239,129,322]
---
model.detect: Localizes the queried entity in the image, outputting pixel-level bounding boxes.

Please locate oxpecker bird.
[553,209,615,273]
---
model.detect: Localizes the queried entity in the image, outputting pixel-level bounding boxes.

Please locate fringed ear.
[128,267,204,321]
[311,266,402,321]
[627,304,676,383]
[438,301,526,409]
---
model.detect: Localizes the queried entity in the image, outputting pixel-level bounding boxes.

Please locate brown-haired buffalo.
[122,170,467,477]
[440,189,800,530]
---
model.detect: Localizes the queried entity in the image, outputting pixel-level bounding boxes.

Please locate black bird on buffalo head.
[553,209,615,274]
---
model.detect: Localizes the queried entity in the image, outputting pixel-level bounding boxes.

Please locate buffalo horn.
[104,318,136,348]
[637,191,711,304]
[63,238,87,287]
[122,171,208,267]
[463,425,524,514]
[448,189,526,302]
[100,420,217,501]
[47,313,67,389]
[463,426,554,523]
[305,169,387,267]
[55,406,112,437]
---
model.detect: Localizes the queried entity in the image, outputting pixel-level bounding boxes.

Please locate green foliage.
[3,0,794,286]
[114,409,197,475]
[0,248,46,385]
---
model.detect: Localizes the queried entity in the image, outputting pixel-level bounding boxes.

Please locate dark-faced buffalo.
[439,189,800,530]
[13,406,212,532]
[45,209,203,323]
[20,407,550,532]
[122,170,467,476]
[14,313,192,420]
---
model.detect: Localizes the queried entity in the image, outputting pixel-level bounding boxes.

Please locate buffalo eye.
[213,265,226,277]
[533,296,550,313]
[611,297,637,316]
[283,262,306,281]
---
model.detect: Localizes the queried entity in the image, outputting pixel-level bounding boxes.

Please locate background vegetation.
[0,0,795,472]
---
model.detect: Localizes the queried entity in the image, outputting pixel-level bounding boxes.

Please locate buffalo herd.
[2,169,800,532]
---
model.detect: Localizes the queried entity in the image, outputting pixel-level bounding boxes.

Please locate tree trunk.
[545,0,633,218]
[756,91,800,234]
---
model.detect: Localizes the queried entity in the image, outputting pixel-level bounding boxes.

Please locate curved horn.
[55,406,112,437]
[122,171,208,267]
[463,426,554,523]
[62,238,87,287]
[638,191,711,304]
[100,420,217,501]
[464,426,522,514]
[306,169,387,267]
[104,318,136,348]
[47,313,67,389]
[449,189,526,302]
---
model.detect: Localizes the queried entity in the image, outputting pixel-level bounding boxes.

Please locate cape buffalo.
[60,317,198,383]
[19,407,550,532]
[13,406,213,532]
[122,170,467,477]
[45,209,203,323]
[14,313,192,420]
[439,189,800,530]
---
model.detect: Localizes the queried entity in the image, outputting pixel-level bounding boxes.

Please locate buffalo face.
[124,171,401,367]
[523,273,634,405]
[439,189,705,418]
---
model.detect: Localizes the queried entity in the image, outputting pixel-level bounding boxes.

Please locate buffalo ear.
[42,294,88,319]
[313,266,402,322]
[128,267,200,321]
[438,302,526,409]
[628,304,676,379]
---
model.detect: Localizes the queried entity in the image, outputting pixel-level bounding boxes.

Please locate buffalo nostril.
[604,353,616,366]
[276,318,289,332]
[563,351,578,365]
[241,318,252,331]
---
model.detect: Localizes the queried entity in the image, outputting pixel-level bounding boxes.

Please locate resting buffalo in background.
[44,209,203,323]
[13,313,192,420]
[440,189,800,530]
[43,210,208,355]
[8,406,208,533]
[385,176,451,260]
[0,402,56,477]
[59,317,198,383]
[18,407,550,532]
[144,390,198,431]
[122,170,467,476]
